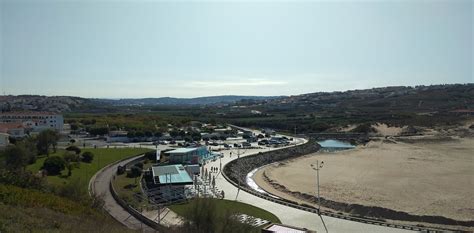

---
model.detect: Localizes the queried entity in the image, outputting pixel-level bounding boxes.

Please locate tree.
[144,131,153,137]
[16,137,37,165]
[88,127,109,136]
[127,166,142,183]
[36,129,59,156]
[63,151,80,177]
[66,145,81,155]
[170,130,179,138]
[70,124,79,131]
[1,145,28,170]
[127,131,135,138]
[154,131,163,138]
[42,156,66,175]
[81,151,94,163]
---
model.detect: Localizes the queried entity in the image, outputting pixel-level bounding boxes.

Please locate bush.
[55,177,89,202]
[42,156,66,175]
[66,146,81,155]
[351,123,375,134]
[126,166,142,178]
[81,152,94,163]
[117,165,125,175]
[63,151,80,163]
[134,162,144,169]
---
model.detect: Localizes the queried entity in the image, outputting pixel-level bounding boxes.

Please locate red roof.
[0,122,24,133]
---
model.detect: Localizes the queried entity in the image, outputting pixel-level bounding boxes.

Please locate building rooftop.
[151,164,193,185]
[166,148,198,154]
[0,123,24,133]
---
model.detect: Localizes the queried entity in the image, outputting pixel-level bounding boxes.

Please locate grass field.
[27,148,152,190]
[113,172,144,209]
[170,198,281,224]
[0,184,135,233]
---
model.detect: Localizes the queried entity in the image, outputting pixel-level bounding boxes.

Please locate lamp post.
[312,160,324,215]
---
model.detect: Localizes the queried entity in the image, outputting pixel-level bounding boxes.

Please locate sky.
[1,0,472,98]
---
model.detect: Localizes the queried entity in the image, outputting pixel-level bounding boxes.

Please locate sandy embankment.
[253,137,474,223]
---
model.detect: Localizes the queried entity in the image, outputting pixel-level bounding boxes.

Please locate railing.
[110,174,166,232]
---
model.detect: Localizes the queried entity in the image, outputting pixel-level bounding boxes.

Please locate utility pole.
[312,160,324,215]
[237,147,241,190]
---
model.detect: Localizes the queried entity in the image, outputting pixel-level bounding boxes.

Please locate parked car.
[242,142,251,147]
[233,143,241,148]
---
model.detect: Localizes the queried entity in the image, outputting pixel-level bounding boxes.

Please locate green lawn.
[170,198,281,224]
[27,148,152,190]
[112,173,145,209]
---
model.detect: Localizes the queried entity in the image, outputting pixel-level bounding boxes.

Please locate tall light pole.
[312,160,324,215]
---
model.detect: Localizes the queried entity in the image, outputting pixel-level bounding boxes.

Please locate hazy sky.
[1,0,472,98]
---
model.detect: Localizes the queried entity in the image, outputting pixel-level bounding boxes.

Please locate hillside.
[0,184,135,233]
[222,84,474,133]
[94,95,280,106]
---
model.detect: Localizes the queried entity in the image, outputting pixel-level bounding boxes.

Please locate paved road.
[90,131,414,233]
[91,156,157,232]
[203,135,415,233]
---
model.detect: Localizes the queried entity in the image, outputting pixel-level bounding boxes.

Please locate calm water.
[317,139,355,148]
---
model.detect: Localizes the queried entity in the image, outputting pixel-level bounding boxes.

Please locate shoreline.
[252,136,474,231]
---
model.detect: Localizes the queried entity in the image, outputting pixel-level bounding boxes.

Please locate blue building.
[165,146,221,165]
[146,164,194,203]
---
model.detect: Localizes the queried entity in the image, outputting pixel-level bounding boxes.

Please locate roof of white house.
[151,164,193,184]
[166,148,198,154]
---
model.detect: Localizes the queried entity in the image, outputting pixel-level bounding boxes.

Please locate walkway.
[203,134,414,233]
[90,156,157,232]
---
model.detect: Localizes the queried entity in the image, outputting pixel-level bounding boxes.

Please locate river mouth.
[317,139,355,151]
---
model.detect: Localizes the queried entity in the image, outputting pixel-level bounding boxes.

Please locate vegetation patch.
[170,198,280,233]
[27,148,151,189]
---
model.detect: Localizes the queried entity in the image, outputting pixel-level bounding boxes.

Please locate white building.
[0,132,9,148]
[0,112,64,132]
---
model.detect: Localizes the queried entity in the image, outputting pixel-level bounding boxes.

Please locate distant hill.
[0,95,281,112]
[93,95,281,106]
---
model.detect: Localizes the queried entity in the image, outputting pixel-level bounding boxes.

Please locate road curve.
[204,134,414,233]
[90,155,157,232]
[89,132,414,233]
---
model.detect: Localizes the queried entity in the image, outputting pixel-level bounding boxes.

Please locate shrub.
[42,156,66,175]
[145,151,156,160]
[117,165,125,175]
[66,146,81,155]
[351,123,375,134]
[134,162,144,169]
[126,166,142,178]
[63,151,80,163]
[81,152,94,163]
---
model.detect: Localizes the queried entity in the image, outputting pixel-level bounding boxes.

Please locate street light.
[311,160,324,215]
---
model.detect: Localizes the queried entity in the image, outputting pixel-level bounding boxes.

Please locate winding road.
[90,155,156,232]
[90,132,414,232]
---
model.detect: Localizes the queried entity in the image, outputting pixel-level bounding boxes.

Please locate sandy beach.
[254,136,474,225]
